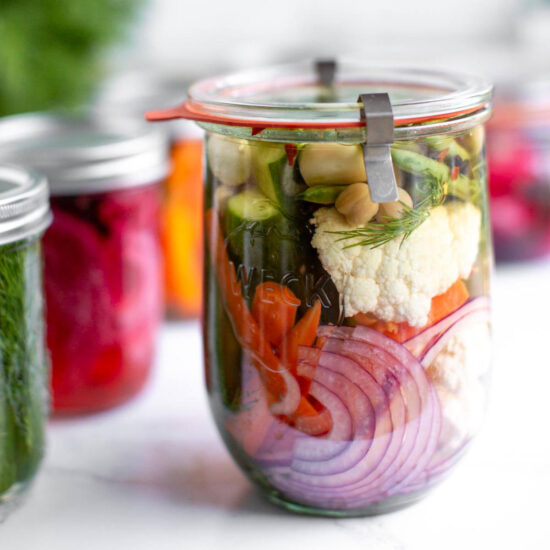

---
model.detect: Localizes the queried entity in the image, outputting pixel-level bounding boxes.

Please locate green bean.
[425,136,471,160]
[297,185,346,205]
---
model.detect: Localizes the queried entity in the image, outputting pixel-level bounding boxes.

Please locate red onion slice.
[320,338,410,488]
[321,327,435,487]
[293,362,353,462]
[290,363,376,478]
[234,323,453,509]
[421,307,490,368]
[255,423,299,467]
[404,296,490,359]
[266,330,439,507]
[311,334,436,501]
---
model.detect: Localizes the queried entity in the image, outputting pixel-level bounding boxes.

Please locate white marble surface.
[1,262,550,549]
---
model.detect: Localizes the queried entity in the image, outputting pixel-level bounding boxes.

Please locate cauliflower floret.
[426,319,491,452]
[311,201,481,326]
[436,381,487,451]
[427,320,492,394]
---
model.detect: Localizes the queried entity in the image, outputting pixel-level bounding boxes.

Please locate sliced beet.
[45,207,117,385]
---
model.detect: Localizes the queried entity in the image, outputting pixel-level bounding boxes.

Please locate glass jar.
[487,81,550,262]
[0,165,51,520]
[96,72,204,318]
[148,61,494,516]
[0,115,168,414]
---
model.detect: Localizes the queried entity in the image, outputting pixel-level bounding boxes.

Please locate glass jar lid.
[0,114,169,195]
[147,60,493,135]
[0,164,51,245]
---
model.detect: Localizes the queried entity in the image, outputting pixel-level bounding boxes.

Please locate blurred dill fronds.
[0,0,143,116]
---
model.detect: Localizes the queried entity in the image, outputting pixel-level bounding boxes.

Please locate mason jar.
[97,72,205,318]
[0,115,168,414]
[0,165,51,520]
[148,61,494,516]
[487,80,550,262]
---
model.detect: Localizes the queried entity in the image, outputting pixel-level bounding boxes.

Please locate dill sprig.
[329,176,445,249]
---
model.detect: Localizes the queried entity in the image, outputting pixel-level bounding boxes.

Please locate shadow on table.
[48,433,288,517]
[137,442,290,517]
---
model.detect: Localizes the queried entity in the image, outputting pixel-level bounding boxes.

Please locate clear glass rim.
[148,60,493,131]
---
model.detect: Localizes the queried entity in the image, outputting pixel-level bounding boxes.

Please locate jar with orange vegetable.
[148,62,494,516]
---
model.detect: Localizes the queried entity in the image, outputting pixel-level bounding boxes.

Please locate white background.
[120,0,550,81]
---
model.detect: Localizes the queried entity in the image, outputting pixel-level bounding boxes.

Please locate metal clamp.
[315,59,337,87]
[358,93,399,203]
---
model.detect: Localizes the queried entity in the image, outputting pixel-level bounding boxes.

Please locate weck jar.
[0,164,51,520]
[0,114,168,414]
[148,61,494,516]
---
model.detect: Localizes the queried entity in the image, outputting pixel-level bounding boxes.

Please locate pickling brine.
[148,62,494,516]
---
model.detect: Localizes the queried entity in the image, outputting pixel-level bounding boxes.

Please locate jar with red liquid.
[96,72,204,318]
[487,81,550,262]
[0,115,168,414]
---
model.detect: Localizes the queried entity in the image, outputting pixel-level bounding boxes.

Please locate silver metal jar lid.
[0,164,52,246]
[0,113,170,196]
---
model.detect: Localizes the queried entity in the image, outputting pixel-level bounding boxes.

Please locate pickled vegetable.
[0,239,47,496]
[163,139,203,317]
[44,185,162,414]
[204,127,491,514]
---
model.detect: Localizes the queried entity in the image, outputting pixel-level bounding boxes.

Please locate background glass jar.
[486,80,550,262]
[0,165,51,520]
[0,115,168,414]
[96,72,204,318]
[149,62,494,516]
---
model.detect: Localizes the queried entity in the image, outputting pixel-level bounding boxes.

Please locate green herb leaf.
[328,175,445,249]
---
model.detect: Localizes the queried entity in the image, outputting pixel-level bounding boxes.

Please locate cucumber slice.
[251,143,287,205]
[226,188,281,226]
[224,188,303,300]
[225,189,282,271]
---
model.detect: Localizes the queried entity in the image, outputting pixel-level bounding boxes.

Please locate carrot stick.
[207,208,326,432]
[288,396,332,435]
[358,278,470,342]
[278,300,322,374]
[205,209,288,401]
[252,282,300,347]
[429,279,469,324]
